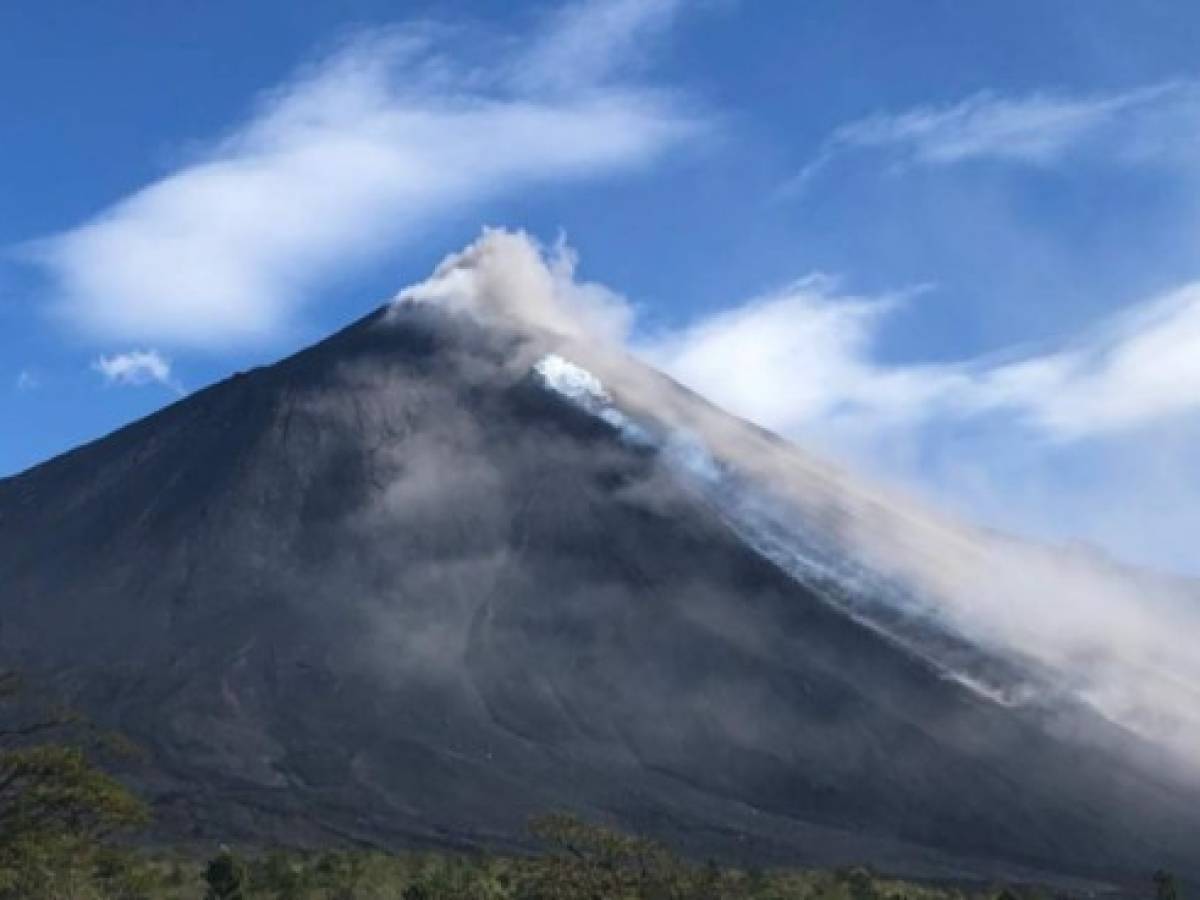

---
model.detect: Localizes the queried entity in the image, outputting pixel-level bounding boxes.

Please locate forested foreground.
[7,813,1172,900]
[0,671,1183,900]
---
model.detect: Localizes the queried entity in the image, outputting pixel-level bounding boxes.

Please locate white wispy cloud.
[27,2,700,349]
[790,80,1200,189]
[92,349,180,392]
[514,0,683,93]
[638,277,938,435]
[973,284,1200,438]
[642,276,1200,444]
[15,370,38,391]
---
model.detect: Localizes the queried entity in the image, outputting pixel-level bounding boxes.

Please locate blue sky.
[4,0,1200,572]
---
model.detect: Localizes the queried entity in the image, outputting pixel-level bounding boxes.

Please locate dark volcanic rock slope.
[1,303,1197,882]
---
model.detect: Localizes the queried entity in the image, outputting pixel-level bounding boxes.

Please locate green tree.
[0,667,150,897]
[0,745,148,841]
[525,812,694,900]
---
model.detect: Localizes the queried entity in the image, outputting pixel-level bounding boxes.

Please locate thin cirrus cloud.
[25,0,698,350]
[788,79,1200,190]
[641,275,1200,444]
[92,349,180,393]
[513,0,682,93]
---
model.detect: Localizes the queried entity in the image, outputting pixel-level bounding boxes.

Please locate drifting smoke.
[387,229,1200,774]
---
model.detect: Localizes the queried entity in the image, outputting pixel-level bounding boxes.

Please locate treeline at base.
[4,812,1167,900]
[2,779,1183,900]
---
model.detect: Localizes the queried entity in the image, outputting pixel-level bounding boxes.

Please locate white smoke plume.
[393,227,634,344]
[387,229,1200,775]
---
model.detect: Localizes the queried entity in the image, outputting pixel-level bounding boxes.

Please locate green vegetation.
[0,669,1180,899]
[0,804,1159,900]
[0,828,1063,900]
[0,669,149,898]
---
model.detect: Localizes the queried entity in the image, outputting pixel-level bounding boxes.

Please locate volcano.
[1,234,1198,887]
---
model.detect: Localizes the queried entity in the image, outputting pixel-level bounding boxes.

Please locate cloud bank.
[27,1,697,349]
[641,276,1200,443]
[639,272,1200,578]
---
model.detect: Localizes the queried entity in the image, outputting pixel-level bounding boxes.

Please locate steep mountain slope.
[1,298,1197,886]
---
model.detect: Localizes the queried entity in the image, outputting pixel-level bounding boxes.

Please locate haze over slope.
[0,232,1197,884]
[400,231,1200,768]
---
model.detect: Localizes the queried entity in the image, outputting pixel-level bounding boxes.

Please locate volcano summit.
[1,233,1198,887]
